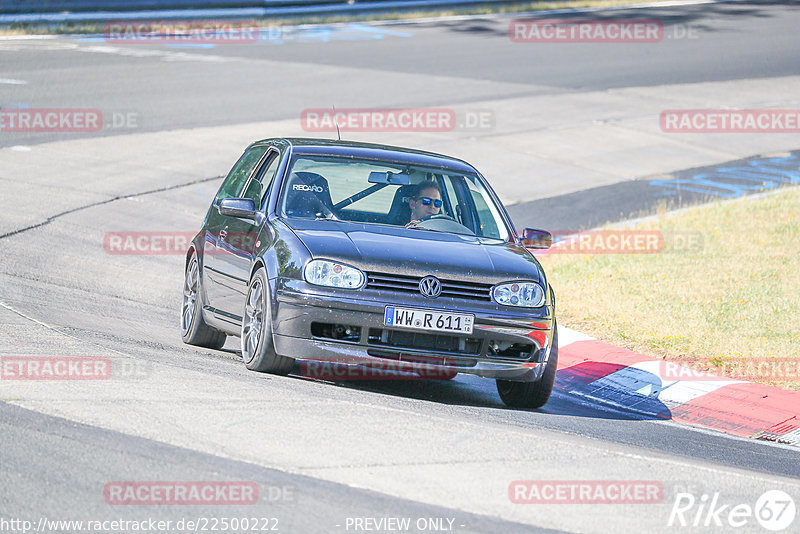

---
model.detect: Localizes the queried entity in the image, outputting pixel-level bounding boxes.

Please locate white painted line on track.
[77,44,232,62]
[0,78,27,85]
[627,359,742,405]
[0,300,130,357]
[778,429,800,446]
[557,324,594,346]
[550,385,800,456]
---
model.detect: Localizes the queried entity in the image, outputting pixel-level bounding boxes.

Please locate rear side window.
[216,145,268,201]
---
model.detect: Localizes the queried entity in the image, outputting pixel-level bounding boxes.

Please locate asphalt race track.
[2,1,800,532]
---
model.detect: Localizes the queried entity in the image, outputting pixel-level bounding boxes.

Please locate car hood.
[285,220,542,284]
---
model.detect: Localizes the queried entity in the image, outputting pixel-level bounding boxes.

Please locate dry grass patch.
[539,187,800,390]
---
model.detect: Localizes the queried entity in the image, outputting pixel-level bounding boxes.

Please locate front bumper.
[272,279,555,382]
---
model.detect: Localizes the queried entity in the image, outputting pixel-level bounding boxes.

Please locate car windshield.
[279,154,511,240]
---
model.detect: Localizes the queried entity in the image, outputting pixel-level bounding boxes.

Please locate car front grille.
[368,328,482,356]
[365,272,493,302]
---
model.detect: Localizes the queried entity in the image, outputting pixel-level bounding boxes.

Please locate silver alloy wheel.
[242,277,265,364]
[181,259,198,335]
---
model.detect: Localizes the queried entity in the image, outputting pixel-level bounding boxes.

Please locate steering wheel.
[409,213,474,235]
[419,213,457,223]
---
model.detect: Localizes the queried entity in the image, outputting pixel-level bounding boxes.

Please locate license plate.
[383,306,474,335]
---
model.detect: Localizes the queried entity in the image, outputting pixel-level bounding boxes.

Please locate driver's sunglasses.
[416,197,443,208]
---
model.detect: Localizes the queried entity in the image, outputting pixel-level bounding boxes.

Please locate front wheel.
[181,251,226,349]
[241,267,294,374]
[496,324,558,409]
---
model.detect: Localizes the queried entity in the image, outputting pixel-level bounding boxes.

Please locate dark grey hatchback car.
[181,138,557,408]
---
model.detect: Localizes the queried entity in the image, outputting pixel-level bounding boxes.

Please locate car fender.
[257,218,312,282]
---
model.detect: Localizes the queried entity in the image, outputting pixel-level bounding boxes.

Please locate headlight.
[492,282,545,307]
[303,259,365,289]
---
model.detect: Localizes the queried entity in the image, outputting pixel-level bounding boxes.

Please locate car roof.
[253,137,477,174]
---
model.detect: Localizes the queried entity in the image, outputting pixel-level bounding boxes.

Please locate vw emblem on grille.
[419,276,442,298]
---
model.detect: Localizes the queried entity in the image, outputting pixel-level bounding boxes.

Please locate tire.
[241,267,294,374]
[496,324,558,409]
[181,252,227,350]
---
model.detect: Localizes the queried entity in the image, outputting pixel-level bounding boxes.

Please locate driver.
[406,181,442,225]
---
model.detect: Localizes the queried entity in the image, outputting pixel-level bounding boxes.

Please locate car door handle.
[219,229,228,240]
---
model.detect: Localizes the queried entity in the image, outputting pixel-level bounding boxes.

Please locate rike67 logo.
[669,490,796,531]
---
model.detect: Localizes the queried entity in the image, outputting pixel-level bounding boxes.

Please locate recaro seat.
[387,184,415,226]
[284,172,335,218]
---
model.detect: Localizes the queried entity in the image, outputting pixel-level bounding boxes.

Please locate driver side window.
[471,191,501,238]
[440,176,461,221]
[241,150,280,209]
[216,146,268,202]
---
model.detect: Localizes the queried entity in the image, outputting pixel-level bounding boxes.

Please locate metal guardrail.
[0,0,533,22]
[0,1,340,13]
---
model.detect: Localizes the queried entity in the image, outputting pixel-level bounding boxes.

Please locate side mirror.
[218,198,259,222]
[520,228,552,249]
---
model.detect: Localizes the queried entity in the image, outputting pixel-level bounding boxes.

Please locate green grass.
[539,187,800,389]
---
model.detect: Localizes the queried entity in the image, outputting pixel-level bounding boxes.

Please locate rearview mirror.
[520,228,552,249]
[218,198,260,222]
[368,171,410,185]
